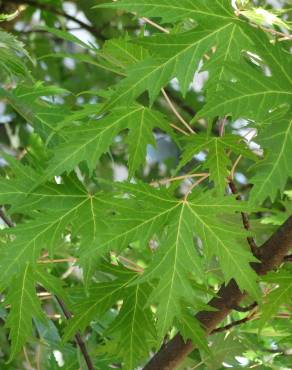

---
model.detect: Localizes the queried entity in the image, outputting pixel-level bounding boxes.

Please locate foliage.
[0,0,291,369]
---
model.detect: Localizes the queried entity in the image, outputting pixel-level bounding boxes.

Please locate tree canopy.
[0,0,291,369]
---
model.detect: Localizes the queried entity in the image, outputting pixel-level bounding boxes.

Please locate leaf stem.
[150,172,209,186]
[162,88,195,134]
[170,123,189,136]
[141,17,170,34]
[184,173,210,201]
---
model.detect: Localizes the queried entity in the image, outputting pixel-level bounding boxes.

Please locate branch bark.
[143,216,292,370]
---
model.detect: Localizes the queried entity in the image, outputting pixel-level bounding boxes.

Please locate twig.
[184,173,209,201]
[35,344,41,370]
[47,314,62,320]
[260,25,292,40]
[235,10,292,40]
[230,155,242,180]
[162,89,195,134]
[141,17,169,33]
[278,36,292,42]
[217,115,258,256]
[284,254,292,262]
[150,172,209,186]
[170,123,189,136]
[23,346,33,370]
[231,302,257,312]
[116,255,145,272]
[55,296,95,370]
[38,257,77,264]
[218,117,227,137]
[133,12,196,136]
[211,311,257,334]
[7,0,105,40]
[228,180,258,256]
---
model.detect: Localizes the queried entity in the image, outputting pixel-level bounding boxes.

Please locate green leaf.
[97,0,235,25]
[138,202,204,337]
[198,31,292,123]
[0,168,111,281]
[35,105,172,184]
[0,83,69,142]
[95,183,260,299]
[249,118,292,204]
[186,192,260,299]
[102,37,149,67]
[201,333,246,370]
[63,264,138,341]
[5,264,45,360]
[179,134,257,194]
[102,22,251,107]
[35,266,69,306]
[258,267,292,331]
[178,311,210,355]
[0,30,31,77]
[107,283,156,369]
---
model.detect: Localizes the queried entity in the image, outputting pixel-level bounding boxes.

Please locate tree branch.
[231,301,257,313]
[6,0,105,40]
[55,296,95,370]
[284,254,292,262]
[228,179,258,256]
[143,216,292,370]
[211,311,256,334]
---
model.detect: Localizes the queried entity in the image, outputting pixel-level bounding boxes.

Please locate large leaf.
[97,0,235,25]
[63,264,138,341]
[106,283,157,369]
[90,183,260,300]
[138,202,204,337]
[198,31,292,123]
[98,0,255,105]
[35,105,172,184]
[5,264,45,361]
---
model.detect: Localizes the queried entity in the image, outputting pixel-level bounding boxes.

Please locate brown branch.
[231,302,257,313]
[211,311,257,334]
[0,210,95,370]
[6,0,105,40]
[228,180,258,256]
[284,254,292,262]
[143,216,292,370]
[55,296,95,370]
[218,118,258,257]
